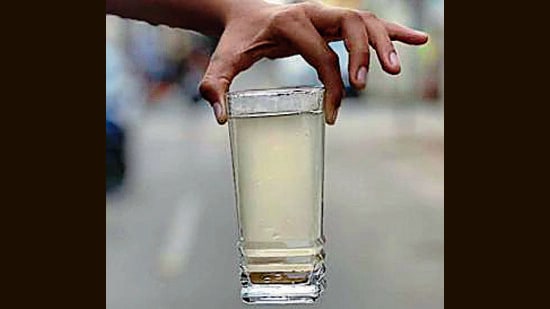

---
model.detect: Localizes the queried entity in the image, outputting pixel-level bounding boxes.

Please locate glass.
[227,86,326,304]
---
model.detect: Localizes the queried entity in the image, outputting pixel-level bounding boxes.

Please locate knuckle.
[372,34,393,50]
[363,11,378,20]
[299,1,322,12]
[318,51,340,77]
[270,7,306,34]
[198,77,215,96]
[345,36,369,53]
[351,49,370,58]
[269,13,289,35]
[324,51,339,67]
[342,9,362,23]
[378,37,393,51]
[199,74,230,96]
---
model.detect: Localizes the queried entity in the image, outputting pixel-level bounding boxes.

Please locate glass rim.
[226,86,324,100]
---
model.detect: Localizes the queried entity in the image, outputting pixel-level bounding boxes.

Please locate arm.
[106,0,262,36]
[106,0,428,125]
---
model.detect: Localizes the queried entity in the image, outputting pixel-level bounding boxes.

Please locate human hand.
[199,0,428,125]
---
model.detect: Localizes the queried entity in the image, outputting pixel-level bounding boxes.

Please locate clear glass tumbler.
[227,86,326,304]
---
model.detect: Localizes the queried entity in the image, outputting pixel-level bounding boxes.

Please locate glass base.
[240,264,326,304]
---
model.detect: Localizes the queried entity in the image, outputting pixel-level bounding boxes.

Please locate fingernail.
[414,29,428,36]
[331,108,339,124]
[213,102,223,122]
[389,51,400,67]
[356,66,367,85]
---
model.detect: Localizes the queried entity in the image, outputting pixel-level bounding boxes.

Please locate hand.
[199,0,428,125]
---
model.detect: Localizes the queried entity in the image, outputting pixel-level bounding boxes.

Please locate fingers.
[360,12,401,75]
[307,5,428,83]
[304,6,369,90]
[198,52,232,124]
[340,12,370,90]
[199,42,252,125]
[383,21,429,45]
[199,3,429,126]
[277,18,344,125]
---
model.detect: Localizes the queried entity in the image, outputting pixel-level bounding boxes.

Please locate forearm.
[106,0,256,36]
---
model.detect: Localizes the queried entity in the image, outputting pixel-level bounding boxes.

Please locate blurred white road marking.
[157,194,203,279]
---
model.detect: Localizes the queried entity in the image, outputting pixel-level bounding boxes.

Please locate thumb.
[199,51,240,125]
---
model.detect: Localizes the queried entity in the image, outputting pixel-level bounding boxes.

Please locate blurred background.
[106,0,443,308]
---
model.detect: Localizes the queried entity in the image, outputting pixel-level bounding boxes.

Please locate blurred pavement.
[106,84,443,309]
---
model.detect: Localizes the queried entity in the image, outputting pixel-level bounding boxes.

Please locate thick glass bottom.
[240,262,326,304]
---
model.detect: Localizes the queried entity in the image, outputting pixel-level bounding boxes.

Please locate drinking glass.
[227,86,326,304]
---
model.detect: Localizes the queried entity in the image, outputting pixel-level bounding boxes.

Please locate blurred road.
[106,84,443,308]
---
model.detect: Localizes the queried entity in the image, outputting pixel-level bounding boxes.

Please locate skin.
[106,0,429,125]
